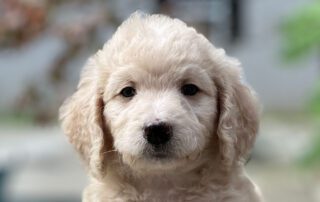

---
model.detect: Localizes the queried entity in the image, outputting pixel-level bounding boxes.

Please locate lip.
[144,148,172,160]
[142,142,176,161]
[151,152,169,159]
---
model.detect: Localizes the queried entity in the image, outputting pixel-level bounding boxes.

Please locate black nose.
[144,123,172,146]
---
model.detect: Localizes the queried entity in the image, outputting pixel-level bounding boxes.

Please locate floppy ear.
[213,59,259,167]
[59,58,112,178]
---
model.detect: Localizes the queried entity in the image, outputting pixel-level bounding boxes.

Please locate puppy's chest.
[123,179,223,202]
[133,185,218,202]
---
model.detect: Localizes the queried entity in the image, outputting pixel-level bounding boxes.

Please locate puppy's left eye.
[120,87,136,97]
[181,84,199,96]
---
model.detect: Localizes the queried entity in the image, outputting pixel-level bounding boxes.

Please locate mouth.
[149,151,170,160]
[143,145,172,160]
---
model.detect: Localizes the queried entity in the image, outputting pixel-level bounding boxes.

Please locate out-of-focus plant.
[281,0,320,167]
[0,0,110,124]
[281,0,320,61]
[302,80,320,167]
[0,0,47,47]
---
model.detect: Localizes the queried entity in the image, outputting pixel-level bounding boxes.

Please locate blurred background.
[0,0,320,201]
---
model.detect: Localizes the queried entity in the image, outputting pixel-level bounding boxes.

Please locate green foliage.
[306,81,320,168]
[281,0,320,61]
[300,130,320,168]
[0,111,34,126]
[281,0,320,168]
[309,80,320,118]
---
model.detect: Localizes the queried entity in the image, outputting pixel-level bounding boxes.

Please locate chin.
[121,150,201,174]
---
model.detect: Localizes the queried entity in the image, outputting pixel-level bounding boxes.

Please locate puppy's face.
[103,62,217,169]
[60,13,259,177]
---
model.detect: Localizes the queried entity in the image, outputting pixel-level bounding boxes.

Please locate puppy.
[60,13,262,202]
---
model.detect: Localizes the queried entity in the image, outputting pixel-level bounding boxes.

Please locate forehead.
[100,14,217,95]
[105,62,214,97]
[115,63,206,81]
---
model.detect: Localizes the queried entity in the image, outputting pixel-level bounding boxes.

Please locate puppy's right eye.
[120,87,136,98]
[181,84,199,96]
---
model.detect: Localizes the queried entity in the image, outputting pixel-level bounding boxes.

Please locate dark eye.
[181,84,199,96]
[120,87,136,97]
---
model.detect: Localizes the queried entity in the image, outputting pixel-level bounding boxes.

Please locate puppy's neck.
[103,149,231,194]
[130,161,228,192]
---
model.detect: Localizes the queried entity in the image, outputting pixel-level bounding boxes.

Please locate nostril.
[144,123,172,146]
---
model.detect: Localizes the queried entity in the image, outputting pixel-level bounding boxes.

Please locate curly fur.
[60,12,263,202]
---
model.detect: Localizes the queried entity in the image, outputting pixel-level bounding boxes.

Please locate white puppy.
[60,12,262,202]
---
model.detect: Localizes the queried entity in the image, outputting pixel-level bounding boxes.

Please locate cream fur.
[60,12,263,202]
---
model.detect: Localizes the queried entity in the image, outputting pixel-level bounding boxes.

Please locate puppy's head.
[60,13,259,177]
